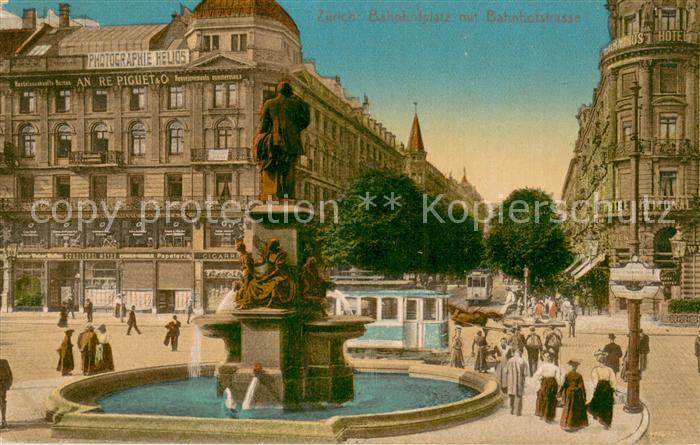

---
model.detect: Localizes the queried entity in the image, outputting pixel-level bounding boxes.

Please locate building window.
[168,121,185,154]
[660,64,679,94]
[19,90,35,114]
[56,89,71,113]
[92,123,109,153]
[231,33,247,52]
[660,9,677,30]
[624,14,638,35]
[381,298,398,320]
[18,176,34,201]
[213,83,238,108]
[91,175,107,201]
[659,115,677,139]
[423,299,437,321]
[622,121,633,142]
[92,88,108,112]
[20,125,36,157]
[166,175,183,201]
[216,174,232,201]
[659,171,677,197]
[129,175,144,199]
[130,122,146,156]
[203,34,219,52]
[263,83,276,102]
[56,124,71,158]
[405,299,418,320]
[130,87,146,111]
[169,85,184,109]
[55,176,70,199]
[217,121,233,149]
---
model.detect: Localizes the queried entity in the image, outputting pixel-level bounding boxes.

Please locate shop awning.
[570,254,606,280]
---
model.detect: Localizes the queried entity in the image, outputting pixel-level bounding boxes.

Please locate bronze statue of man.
[254,80,310,201]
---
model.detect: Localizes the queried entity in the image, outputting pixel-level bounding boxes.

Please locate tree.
[321,168,484,277]
[486,188,572,291]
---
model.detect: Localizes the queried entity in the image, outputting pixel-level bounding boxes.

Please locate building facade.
[562,0,699,312]
[0,0,481,313]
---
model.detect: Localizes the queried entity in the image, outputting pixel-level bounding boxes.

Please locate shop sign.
[12,72,245,90]
[204,269,242,280]
[660,269,680,286]
[155,253,192,260]
[87,50,190,70]
[196,252,240,260]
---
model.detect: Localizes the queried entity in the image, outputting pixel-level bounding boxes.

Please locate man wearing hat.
[77,324,98,375]
[602,333,623,374]
[525,326,543,375]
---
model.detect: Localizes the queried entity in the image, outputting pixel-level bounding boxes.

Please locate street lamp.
[670,231,687,260]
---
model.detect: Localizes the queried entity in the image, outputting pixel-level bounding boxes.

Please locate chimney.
[59,3,71,29]
[22,8,37,30]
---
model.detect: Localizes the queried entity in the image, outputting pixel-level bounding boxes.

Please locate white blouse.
[591,365,616,389]
[532,362,561,384]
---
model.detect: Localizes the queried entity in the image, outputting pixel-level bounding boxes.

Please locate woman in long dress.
[449,327,465,368]
[471,330,489,373]
[57,304,68,328]
[587,351,616,429]
[533,351,561,423]
[494,337,510,392]
[559,359,588,431]
[94,324,115,373]
[56,329,75,376]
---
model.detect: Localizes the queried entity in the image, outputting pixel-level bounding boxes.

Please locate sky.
[4,0,611,201]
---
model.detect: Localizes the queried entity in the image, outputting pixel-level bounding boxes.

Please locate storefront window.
[85,219,120,248]
[122,219,156,248]
[204,262,241,312]
[14,262,44,308]
[207,219,244,248]
[12,221,48,248]
[50,221,83,248]
[84,261,117,309]
[159,219,192,248]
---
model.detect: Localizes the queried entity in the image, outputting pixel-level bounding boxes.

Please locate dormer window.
[203,35,219,52]
[624,15,638,35]
[231,33,247,52]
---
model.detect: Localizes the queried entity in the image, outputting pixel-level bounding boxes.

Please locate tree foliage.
[486,188,572,290]
[321,168,484,277]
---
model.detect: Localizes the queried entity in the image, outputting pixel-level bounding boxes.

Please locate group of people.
[449,324,655,431]
[57,323,114,376]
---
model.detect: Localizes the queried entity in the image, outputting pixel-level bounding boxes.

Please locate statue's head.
[268,238,281,252]
[276,80,293,98]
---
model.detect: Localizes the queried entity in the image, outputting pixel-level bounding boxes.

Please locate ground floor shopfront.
[0,251,241,313]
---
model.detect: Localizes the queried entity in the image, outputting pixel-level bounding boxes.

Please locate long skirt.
[450,347,464,368]
[474,347,488,372]
[56,348,74,375]
[587,380,614,427]
[495,359,509,390]
[95,344,114,372]
[58,314,68,328]
[560,388,588,430]
[114,303,121,318]
[536,377,559,422]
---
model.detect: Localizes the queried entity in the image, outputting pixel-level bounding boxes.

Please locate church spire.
[460,167,468,184]
[408,103,425,152]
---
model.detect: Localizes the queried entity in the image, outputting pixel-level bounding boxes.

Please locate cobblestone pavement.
[0,311,697,443]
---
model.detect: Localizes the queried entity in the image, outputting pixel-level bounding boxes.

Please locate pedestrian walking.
[587,351,616,429]
[0,358,12,429]
[602,334,623,374]
[505,349,528,416]
[525,326,543,375]
[449,327,465,369]
[535,300,545,319]
[549,299,558,319]
[77,324,98,376]
[639,329,650,372]
[508,326,526,354]
[84,298,94,323]
[567,309,577,338]
[57,304,69,328]
[533,351,560,423]
[559,358,588,432]
[114,294,122,319]
[695,330,700,373]
[585,296,594,315]
[126,306,142,335]
[164,315,181,352]
[95,325,114,372]
[67,296,75,319]
[56,329,75,376]
[186,295,194,324]
[494,337,510,393]
[544,326,562,366]
[471,330,489,373]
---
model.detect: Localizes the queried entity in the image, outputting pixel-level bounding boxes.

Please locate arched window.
[216,121,233,149]
[653,227,677,268]
[20,125,36,157]
[92,123,108,154]
[130,122,146,156]
[56,124,71,158]
[168,121,184,155]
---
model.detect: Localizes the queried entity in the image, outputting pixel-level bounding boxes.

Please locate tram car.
[465,269,493,304]
[326,288,450,359]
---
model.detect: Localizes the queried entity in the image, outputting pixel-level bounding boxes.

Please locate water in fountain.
[216,288,237,312]
[328,289,354,315]
[188,326,202,378]
[241,376,260,410]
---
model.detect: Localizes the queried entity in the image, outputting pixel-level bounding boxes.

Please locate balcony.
[651,139,695,157]
[191,148,251,164]
[0,196,258,213]
[69,151,123,168]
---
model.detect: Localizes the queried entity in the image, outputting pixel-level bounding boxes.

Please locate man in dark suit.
[602,333,623,374]
[254,80,310,200]
[126,306,142,335]
[0,359,13,429]
[639,329,650,372]
[85,298,94,323]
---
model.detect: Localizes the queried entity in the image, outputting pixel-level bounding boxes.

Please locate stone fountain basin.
[46,362,503,443]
